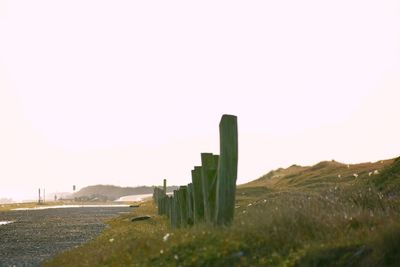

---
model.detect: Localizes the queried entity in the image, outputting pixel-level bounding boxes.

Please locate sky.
[0,0,399,201]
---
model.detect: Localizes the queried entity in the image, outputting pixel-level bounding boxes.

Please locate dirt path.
[0,206,131,267]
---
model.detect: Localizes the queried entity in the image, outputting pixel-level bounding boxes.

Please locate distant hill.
[0,198,13,204]
[73,184,178,201]
[241,158,396,191]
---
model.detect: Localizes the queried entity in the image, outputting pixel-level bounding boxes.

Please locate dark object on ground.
[0,206,130,267]
[129,205,140,208]
[131,215,151,222]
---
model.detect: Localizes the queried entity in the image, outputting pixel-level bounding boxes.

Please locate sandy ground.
[0,206,131,267]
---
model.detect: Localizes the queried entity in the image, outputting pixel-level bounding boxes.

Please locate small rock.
[131,215,151,222]
[231,251,244,258]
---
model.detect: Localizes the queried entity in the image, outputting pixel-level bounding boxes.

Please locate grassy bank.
[43,159,400,266]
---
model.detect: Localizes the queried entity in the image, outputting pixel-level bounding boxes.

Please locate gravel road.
[0,206,131,267]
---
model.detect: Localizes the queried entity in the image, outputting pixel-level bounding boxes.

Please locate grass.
[43,158,400,266]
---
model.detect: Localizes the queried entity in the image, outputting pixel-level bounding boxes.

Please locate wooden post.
[166,196,172,219]
[173,190,181,228]
[191,167,204,223]
[163,179,167,194]
[187,183,194,225]
[157,188,163,215]
[38,188,41,204]
[170,195,176,228]
[201,153,219,223]
[178,186,188,226]
[216,114,238,226]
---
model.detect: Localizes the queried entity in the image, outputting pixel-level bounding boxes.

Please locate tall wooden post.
[163,179,167,194]
[191,167,204,223]
[187,183,194,225]
[173,190,181,228]
[215,114,238,226]
[178,186,188,226]
[201,153,219,223]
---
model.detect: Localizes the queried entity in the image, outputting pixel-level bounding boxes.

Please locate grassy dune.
[43,158,400,266]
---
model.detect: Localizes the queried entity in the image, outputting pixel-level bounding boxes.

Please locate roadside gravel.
[0,206,130,267]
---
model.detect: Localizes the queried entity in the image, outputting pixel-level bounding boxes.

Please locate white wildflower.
[109,238,114,243]
[163,233,170,242]
[174,255,179,260]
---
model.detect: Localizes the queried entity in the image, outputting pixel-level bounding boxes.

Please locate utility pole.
[38,188,41,204]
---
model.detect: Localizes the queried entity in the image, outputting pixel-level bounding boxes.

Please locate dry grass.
[43,157,400,266]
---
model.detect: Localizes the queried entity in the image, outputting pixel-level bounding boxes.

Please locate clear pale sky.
[0,1,399,201]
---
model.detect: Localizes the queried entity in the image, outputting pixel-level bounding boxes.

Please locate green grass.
[373,157,400,194]
[43,158,400,267]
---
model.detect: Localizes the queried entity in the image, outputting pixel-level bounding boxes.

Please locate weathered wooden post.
[161,195,167,215]
[157,188,163,215]
[187,183,194,225]
[153,186,166,215]
[191,166,205,223]
[173,190,181,228]
[163,179,167,194]
[201,153,219,223]
[215,114,238,226]
[178,186,188,226]
[166,195,171,219]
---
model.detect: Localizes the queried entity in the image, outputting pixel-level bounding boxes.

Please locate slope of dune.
[241,159,394,190]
